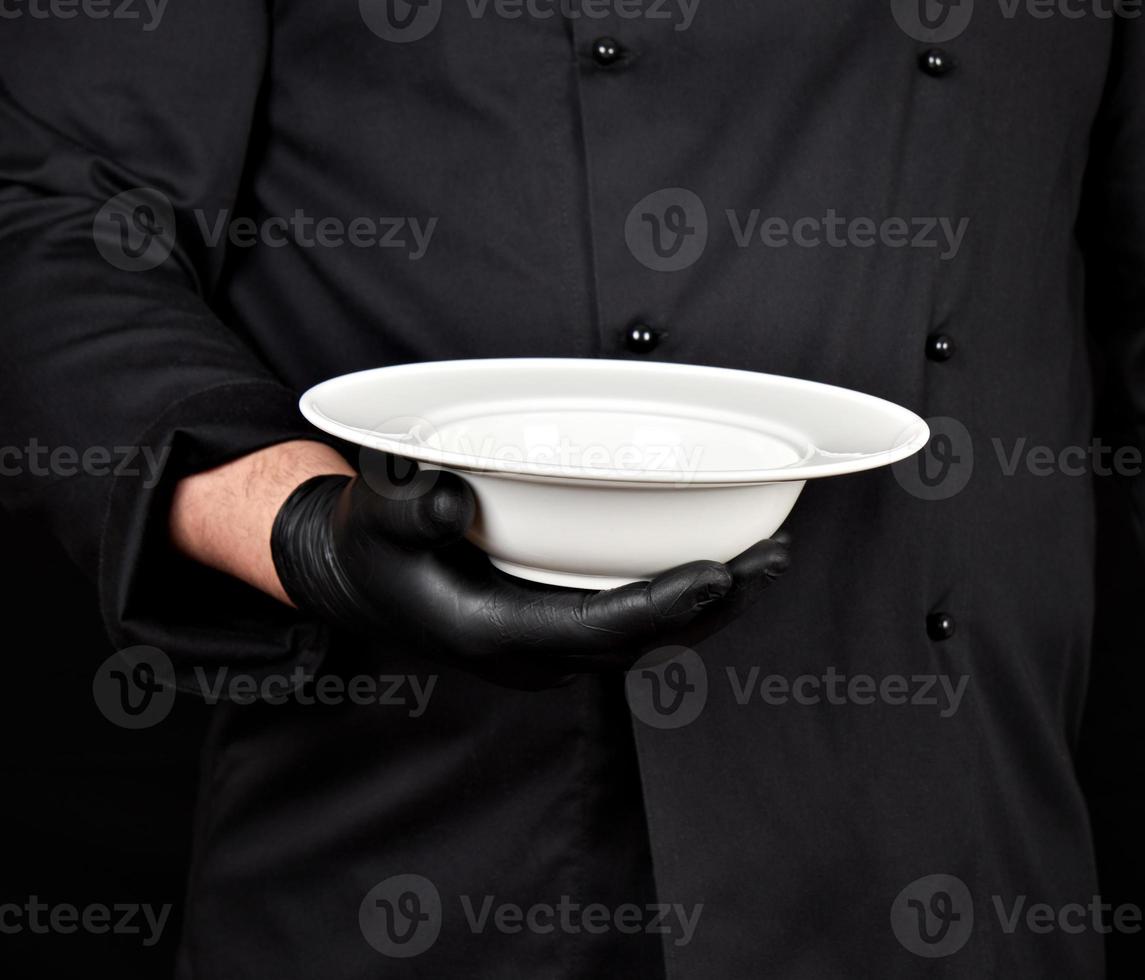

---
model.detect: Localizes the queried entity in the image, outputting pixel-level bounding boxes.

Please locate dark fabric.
[0,3,1140,977]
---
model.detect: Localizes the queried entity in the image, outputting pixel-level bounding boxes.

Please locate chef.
[0,1,1140,976]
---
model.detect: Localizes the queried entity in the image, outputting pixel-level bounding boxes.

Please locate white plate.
[300,359,928,588]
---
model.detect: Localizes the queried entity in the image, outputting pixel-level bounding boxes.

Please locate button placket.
[570,14,655,357]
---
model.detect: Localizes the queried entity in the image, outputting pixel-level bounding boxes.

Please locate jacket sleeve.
[0,8,333,690]
[1078,15,1145,970]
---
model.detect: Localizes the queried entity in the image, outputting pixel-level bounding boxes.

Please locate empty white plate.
[300,359,929,588]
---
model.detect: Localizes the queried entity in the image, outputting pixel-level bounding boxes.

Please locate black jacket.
[1,2,1142,977]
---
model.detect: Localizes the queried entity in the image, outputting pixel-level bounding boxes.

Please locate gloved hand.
[271,453,790,688]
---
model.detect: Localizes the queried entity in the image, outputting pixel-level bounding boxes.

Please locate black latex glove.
[271,454,790,688]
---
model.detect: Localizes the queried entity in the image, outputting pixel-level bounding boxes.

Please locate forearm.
[169,439,355,606]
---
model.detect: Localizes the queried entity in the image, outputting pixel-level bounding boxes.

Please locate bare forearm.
[169,439,355,605]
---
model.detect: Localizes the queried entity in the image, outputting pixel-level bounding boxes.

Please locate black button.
[592,37,624,68]
[926,612,957,642]
[920,49,956,77]
[926,333,955,362]
[624,324,662,354]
